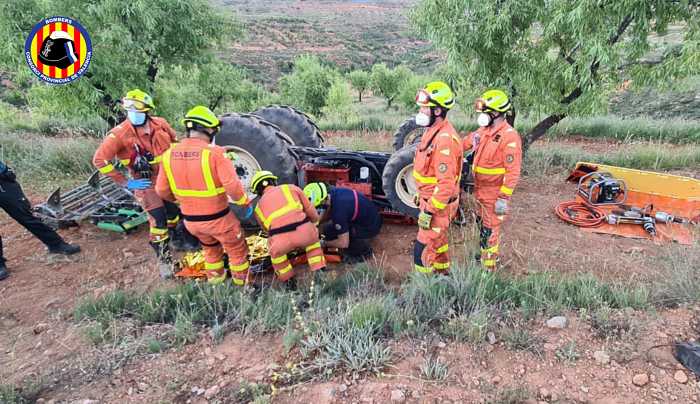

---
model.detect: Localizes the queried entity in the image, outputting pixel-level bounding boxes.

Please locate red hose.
[555,200,606,228]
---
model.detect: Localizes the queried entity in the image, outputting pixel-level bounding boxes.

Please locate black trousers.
[0,179,64,264]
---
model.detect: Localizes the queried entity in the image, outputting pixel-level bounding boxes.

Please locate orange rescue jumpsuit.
[155,138,250,285]
[412,119,463,275]
[93,118,180,245]
[255,184,325,282]
[463,119,522,270]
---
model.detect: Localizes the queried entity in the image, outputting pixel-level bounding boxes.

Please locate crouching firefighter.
[412,81,463,275]
[93,89,195,279]
[156,106,252,285]
[303,182,382,263]
[463,90,522,271]
[251,171,326,287]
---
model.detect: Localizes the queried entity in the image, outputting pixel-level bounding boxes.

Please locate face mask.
[415,112,432,127]
[477,112,492,127]
[127,111,146,126]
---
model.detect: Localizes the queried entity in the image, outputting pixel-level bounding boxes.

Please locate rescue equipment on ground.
[577,171,627,206]
[556,162,699,244]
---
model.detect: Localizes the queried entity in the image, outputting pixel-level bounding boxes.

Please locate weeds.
[489,386,532,404]
[502,324,545,357]
[589,306,637,340]
[420,354,449,381]
[652,247,700,307]
[555,340,581,363]
[0,385,29,404]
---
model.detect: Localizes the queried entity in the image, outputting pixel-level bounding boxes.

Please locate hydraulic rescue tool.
[577,171,627,206]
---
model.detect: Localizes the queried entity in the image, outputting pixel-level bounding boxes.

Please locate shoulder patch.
[438,132,450,137]
[506,154,515,163]
[507,142,517,148]
[107,133,116,138]
[440,149,451,156]
[334,223,342,230]
[438,163,448,173]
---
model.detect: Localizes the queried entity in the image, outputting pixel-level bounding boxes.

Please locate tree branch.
[524,14,635,149]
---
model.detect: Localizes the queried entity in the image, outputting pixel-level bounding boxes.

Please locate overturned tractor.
[34,106,472,230]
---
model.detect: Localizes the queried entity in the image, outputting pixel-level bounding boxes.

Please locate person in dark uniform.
[0,160,80,280]
[303,182,383,263]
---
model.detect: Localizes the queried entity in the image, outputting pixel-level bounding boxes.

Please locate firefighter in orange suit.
[93,89,184,279]
[412,81,463,275]
[155,106,252,285]
[250,170,325,286]
[463,90,522,271]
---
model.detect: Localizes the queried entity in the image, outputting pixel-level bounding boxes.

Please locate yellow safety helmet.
[122,89,154,112]
[251,170,278,194]
[416,81,455,110]
[475,89,511,113]
[303,182,329,207]
[181,105,221,130]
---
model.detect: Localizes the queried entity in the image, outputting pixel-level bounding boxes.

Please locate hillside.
[217,0,440,85]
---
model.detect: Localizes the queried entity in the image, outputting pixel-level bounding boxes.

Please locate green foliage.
[0,384,29,404]
[280,55,341,116]
[653,247,700,307]
[370,63,411,107]
[412,0,699,142]
[348,70,371,102]
[154,62,267,129]
[0,0,241,124]
[320,78,358,124]
[420,354,449,381]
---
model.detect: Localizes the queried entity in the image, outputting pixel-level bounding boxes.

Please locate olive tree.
[412,0,699,147]
[348,70,371,102]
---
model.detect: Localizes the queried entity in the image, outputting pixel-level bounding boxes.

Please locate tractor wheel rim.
[395,163,418,209]
[222,146,261,200]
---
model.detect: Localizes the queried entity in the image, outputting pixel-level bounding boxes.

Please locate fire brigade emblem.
[24,16,92,84]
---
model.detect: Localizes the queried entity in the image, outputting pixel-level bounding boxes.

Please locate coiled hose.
[555,200,606,228]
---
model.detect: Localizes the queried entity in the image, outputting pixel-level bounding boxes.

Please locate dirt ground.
[1,141,699,402]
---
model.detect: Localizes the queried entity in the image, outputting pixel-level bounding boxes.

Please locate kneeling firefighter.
[93,89,196,279]
[412,81,463,275]
[303,182,382,263]
[251,171,326,284]
[463,90,522,271]
[155,106,252,285]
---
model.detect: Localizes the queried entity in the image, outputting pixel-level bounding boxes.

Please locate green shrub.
[280,55,341,115]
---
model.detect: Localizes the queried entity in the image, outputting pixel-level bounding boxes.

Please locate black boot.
[0,261,8,281]
[169,223,200,252]
[48,242,81,255]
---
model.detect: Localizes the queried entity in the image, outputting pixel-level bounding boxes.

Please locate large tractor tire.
[252,105,324,147]
[392,118,425,151]
[382,144,419,218]
[216,113,298,192]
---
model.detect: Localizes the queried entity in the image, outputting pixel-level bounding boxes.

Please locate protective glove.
[126,178,152,191]
[242,205,254,220]
[417,211,433,230]
[494,198,508,216]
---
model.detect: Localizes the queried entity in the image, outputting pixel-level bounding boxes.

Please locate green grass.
[0,132,98,190]
[526,142,700,174]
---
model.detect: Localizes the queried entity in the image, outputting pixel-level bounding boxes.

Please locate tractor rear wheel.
[382,144,419,218]
[252,105,324,147]
[216,113,298,193]
[392,118,424,151]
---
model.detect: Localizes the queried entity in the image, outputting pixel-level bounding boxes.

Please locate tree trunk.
[358,90,363,103]
[523,113,567,153]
